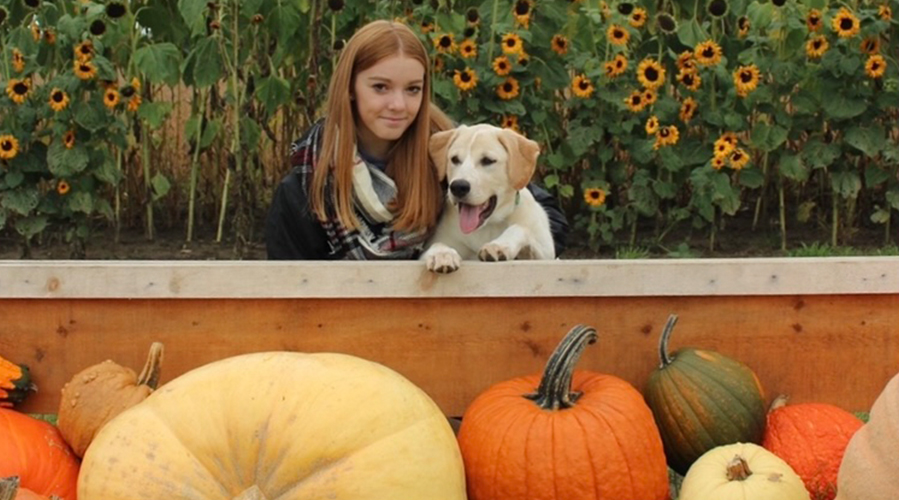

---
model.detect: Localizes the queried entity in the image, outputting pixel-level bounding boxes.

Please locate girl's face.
[352,54,426,159]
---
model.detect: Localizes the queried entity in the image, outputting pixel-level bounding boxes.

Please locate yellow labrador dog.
[422,124,555,273]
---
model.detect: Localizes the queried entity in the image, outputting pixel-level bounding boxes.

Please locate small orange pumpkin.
[762,395,863,500]
[0,411,79,500]
[457,325,670,500]
[57,342,163,457]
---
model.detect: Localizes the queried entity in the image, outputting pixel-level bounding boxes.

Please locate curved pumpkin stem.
[136,342,165,389]
[524,324,597,410]
[658,314,678,368]
[0,477,20,500]
[726,455,753,481]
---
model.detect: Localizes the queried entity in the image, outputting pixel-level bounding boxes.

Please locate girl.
[265,20,567,259]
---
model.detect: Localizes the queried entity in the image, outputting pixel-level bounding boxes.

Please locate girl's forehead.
[358,55,425,79]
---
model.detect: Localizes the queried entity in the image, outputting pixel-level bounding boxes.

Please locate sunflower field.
[0,0,897,256]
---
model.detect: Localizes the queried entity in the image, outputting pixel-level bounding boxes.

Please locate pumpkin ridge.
[569,403,601,499]
[647,370,697,470]
[577,389,641,496]
[676,353,764,439]
[658,366,719,459]
[678,352,763,422]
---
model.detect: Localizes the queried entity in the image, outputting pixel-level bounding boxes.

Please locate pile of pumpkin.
[1,316,897,500]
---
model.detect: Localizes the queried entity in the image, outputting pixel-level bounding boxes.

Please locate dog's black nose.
[449,180,470,198]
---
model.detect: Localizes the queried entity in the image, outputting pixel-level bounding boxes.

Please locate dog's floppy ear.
[428,128,458,182]
[498,128,540,190]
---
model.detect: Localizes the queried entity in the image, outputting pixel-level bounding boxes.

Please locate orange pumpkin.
[0,356,36,408]
[762,396,863,500]
[0,410,79,500]
[457,325,670,500]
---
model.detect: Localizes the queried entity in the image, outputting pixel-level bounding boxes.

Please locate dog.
[422,124,555,273]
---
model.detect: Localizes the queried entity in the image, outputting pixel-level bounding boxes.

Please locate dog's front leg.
[422,242,463,273]
[478,225,530,262]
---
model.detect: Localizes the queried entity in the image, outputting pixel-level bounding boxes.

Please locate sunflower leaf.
[134,43,182,86]
[844,126,885,157]
[778,153,808,182]
[47,142,89,178]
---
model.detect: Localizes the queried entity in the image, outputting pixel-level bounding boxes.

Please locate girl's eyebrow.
[365,76,424,85]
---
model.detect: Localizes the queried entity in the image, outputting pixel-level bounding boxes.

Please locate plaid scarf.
[289,121,432,260]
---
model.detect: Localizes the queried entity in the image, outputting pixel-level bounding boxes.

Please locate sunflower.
[6,78,31,104]
[57,180,71,196]
[104,88,120,109]
[711,156,727,170]
[676,51,695,70]
[832,8,860,38]
[501,33,524,55]
[106,0,127,18]
[463,26,476,39]
[695,40,723,66]
[0,135,19,160]
[551,34,568,55]
[806,36,829,59]
[607,24,629,45]
[90,19,107,36]
[571,74,594,98]
[737,16,750,38]
[630,8,647,28]
[131,77,141,91]
[30,22,40,41]
[492,55,512,76]
[729,148,750,169]
[49,88,70,112]
[420,21,435,34]
[645,116,659,135]
[880,5,892,21]
[501,115,519,132]
[656,13,677,34]
[517,52,530,67]
[733,64,760,97]
[720,132,739,146]
[74,40,94,61]
[708,0,728,18]
[584,187,607,207]
[459,39,478,59]
[63,130,76,149]
[12,49,25,73]
[497,76,520,100]
[806,9,823,32]
[865,54,886,79]
[642,88,657,106]
[861,37,880,55]
[603,54,628,78]
[679,97,698,123]
[433,55,445,73]
[617,2,634,15]
[677,68,702,91]
[625,90,646,112]
[713,136,736,158]
[453,68,478,91]
[466,7,480,26]
[43,29,56,45]
[127,94,142,113]
[433,33,456,54]
[637,58,666,89]
[74,60,96,80]
[513,0,533,28]
[654,125,680,149]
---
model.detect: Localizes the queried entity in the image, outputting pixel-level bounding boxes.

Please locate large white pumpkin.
[78,351,466,500]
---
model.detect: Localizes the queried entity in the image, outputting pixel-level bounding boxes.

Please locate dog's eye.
[480,157,496,166]
[450,155,461,165]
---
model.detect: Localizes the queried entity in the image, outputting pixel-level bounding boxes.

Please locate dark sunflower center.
[515,1,530,15]
[631,95,642,105]
[90,20,106,36]
[658,14,676,32]
[499,61,508,69]
[702,47,714,58]
[708,0,727,16]
[684,104,693,113]
[440,36,452,47]
[633,13,643,21]
[733,152,743,160]
[0,9,8,24]
[461,72,472,82]
[79,64,90,72]
[52,92,64,102]
[590,190,601,199]
[80,46,92,55]
[1,141,12,151]
[464,45,473,53]
[683,74,695,85]
[872,62,881,70]
[617,3,634,15]
[644,67,659,81]
[107,2,127,18]
[660,128,670,138]
[615,60,624,68]
[840,18,853,30]
[740,71,753,83]
[813,40,823,49]
[25,0,39,7]
[467,9,479,23]
[739,17,749,30]
[809,16,820,26]
[505,38,516,47]
[503,82,513,91]
[13,82,28,94]
[579,80,589,90]
[556,39,566,48]
[772,0,786,7]
[464,27,476,38]
[613,29,624,38]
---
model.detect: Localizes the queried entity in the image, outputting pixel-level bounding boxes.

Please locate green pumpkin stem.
[524,324,597,410]
[658,314,679,368]
[0,477,20,500]
[136,342,165,389]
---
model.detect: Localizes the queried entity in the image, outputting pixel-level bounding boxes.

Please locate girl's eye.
[407,86,422,94]
[373,84,388,92]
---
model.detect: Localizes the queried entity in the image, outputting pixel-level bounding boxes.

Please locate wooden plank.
[0,257,896,298]
[3,294,896,415]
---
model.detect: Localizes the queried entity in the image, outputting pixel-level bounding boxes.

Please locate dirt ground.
[0,210,894,260]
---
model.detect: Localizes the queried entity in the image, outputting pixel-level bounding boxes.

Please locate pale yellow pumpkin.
[679,442,810,500]
[78,352,466,500]
[835,371,899,500]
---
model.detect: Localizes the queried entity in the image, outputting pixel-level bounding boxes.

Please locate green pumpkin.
[644,315,767,475]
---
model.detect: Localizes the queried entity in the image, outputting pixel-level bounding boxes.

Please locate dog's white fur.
[422,124,555,273]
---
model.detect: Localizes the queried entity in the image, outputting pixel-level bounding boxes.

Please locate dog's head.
[428,124,539,234]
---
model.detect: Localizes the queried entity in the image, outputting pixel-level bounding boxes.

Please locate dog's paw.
[478,243,515,262]
[426,248,462,273]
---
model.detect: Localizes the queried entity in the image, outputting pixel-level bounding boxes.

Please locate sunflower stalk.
[752,151,769,230]
[216,0,242,243]
[779,173,787,251]
[140,116,154,240]
[186,87,207,244]
[486,0,500,62]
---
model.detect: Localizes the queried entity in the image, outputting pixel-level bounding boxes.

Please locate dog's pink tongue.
[459,204,482,234]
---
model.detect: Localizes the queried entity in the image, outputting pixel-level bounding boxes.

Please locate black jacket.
[265,169,569,260]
